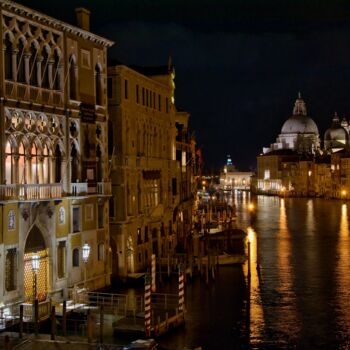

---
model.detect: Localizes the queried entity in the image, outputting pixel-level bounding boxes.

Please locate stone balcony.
[5,81,64,107]
[0,183,62,201]
[0,181,112,202]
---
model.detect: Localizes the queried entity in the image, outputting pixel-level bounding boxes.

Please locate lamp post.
[82,243,91,289]
[32,254,40,301]
[32,253,40,331]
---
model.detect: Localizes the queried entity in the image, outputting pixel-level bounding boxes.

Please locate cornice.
[1,0,114,48]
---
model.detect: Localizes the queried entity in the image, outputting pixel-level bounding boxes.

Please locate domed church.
[263,93,320,154]
[324,112,349,152]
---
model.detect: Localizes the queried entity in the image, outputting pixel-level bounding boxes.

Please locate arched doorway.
[24,226,49,302]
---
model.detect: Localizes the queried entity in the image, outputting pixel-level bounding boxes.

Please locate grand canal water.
[158,193,350,350]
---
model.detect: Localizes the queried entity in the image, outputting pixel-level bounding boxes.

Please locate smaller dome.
[324,112,349,149]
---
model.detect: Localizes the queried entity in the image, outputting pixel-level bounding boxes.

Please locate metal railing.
[22,300,51,322]
[0,183,62,200]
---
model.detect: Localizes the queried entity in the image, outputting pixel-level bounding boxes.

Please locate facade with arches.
[0,2,113,315]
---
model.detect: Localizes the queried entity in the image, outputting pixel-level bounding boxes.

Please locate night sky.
[17,0,350,171]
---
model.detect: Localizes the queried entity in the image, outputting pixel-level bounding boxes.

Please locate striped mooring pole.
[178,263,185,312]
[144,273,152,337]
[151,253,156,293]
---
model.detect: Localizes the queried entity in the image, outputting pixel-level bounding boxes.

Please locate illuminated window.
[5,141,14,184]
[58,207,65,225]
[8,210,15,230]
[264,170,270,180]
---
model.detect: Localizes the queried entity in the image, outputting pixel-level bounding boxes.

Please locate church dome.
[281,93,319,135]
[324,113,348,147]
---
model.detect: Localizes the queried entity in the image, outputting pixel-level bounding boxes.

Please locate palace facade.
[108,63,195,279]
[0,1,113,316]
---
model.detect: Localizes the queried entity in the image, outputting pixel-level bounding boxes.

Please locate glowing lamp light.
[248,203,255,211]
[32,254,40,273]
[342,190,347,197]
[82,243,91,264]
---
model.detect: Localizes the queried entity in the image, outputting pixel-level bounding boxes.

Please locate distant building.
[219,155,253,191]
[256,93,350,198]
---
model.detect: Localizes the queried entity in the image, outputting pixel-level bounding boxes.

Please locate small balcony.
[0,184,62,201]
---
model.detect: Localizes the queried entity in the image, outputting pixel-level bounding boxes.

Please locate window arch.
[31,142,38,184]
[4,33,13,80]
[43,144,50,183]
[5,141,14,184]
[95,64,102,105]
[70,143,79,182]
[55,144,62,183]
[29,43,38,86]
[18,142,26,184]
[69,55,77,100]
[41,46,50,88]
[17,38,25,83]
[52,49,61,90]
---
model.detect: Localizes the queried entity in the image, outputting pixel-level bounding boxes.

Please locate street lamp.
[82,243,91,289]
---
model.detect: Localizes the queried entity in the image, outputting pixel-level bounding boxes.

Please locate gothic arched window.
[29,43,38,86]
[69,55,77,100]
[4,34,13,80]
[41,46,50,88]
[5,141,13,184]
[17,38,25,83]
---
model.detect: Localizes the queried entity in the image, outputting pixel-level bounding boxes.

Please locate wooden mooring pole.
[19,304,23,339]
[50,306,56,340]
[62,300,67,337]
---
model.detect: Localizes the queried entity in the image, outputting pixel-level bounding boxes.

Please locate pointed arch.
[41,45,50,88]
[29,41,39,86]
[4,32,14,80]
[69,54,77,100]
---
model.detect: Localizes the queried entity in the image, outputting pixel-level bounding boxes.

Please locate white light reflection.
[336,203,350,332]
[276,198,300,341]
[246,226,265,343]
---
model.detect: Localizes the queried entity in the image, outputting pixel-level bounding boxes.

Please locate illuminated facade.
[0,1,113,315]
[256,94,350,197]
[219,155,253,191]
[108,63,182,279]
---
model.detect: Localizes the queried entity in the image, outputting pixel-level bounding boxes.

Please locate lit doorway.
[24,226,49,302]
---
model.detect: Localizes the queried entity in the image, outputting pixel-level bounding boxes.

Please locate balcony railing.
[22,300,51,322]
[97,182,111,195]
[5,81,63,107]
[70,182,88,196]
[0,183,62,200]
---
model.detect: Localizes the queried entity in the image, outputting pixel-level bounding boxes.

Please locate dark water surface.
[158,194,350,350]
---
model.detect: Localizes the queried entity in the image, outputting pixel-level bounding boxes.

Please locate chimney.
[75,7,90,31]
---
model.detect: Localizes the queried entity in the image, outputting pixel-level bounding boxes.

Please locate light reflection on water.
[158,194,350,349]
